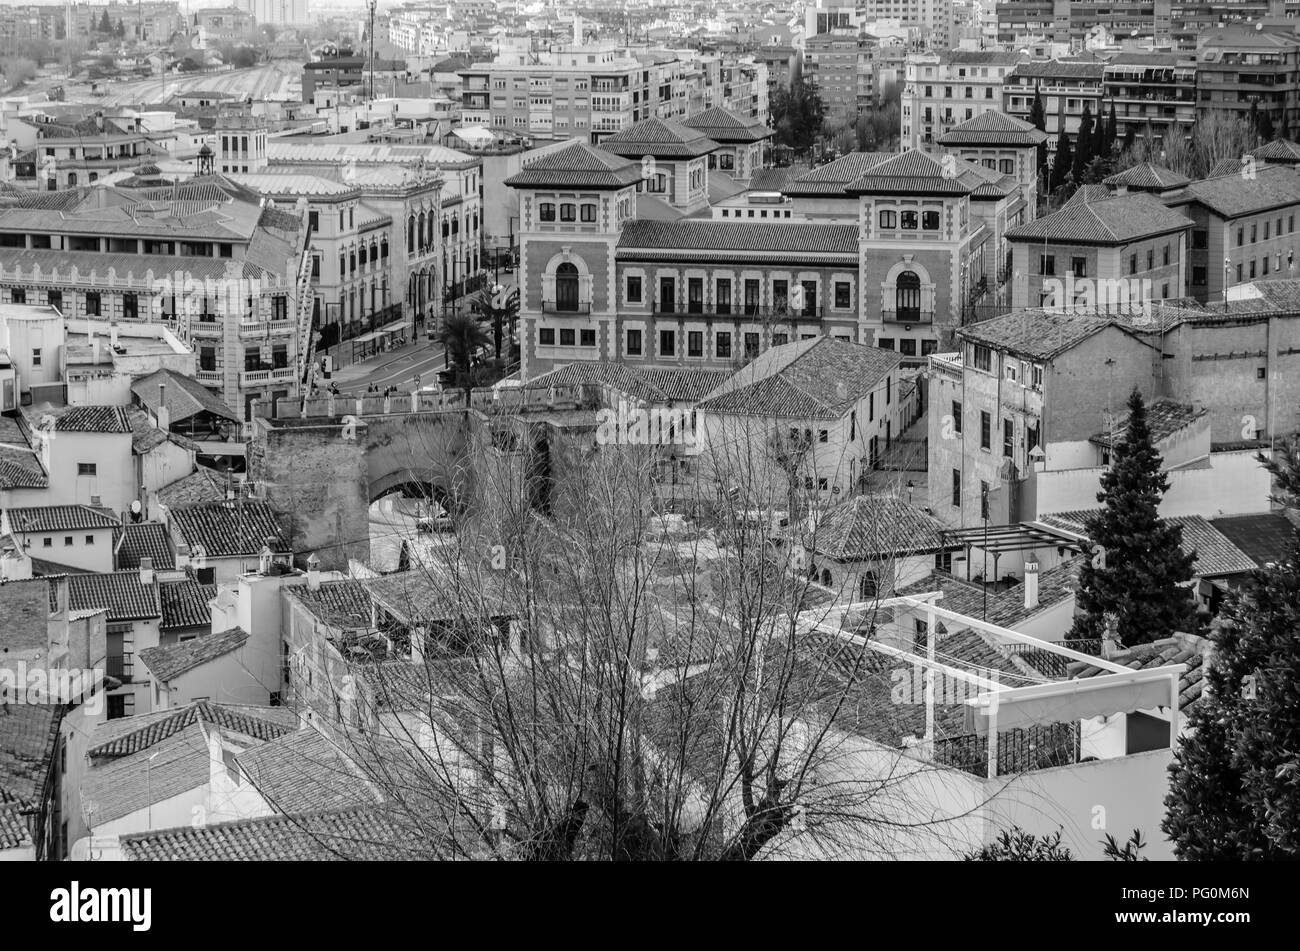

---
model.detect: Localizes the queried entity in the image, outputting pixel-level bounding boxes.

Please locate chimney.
[54,575,70,616]
[139,556,154,586]
[1023,553,1040,611]
[157,381,170,432]
[109,321,119,348]
[306,552,321,590]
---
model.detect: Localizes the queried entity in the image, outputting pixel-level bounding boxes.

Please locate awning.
[352,331,382,343]
[377,320,406,334]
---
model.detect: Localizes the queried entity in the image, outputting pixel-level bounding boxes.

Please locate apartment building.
[12,114,155,192]
[458,44,687,145]
[1002,60,1104,155]
[0,179,308,424]
[1104,52,1197,142]
[1165,164,1300,303]
[262,141,478,321]
[937,109,1048,223]
[1197,26,1300,139]
[805,30,867,122]
[902,50,1026,152]
[1005,190,1192,311]
[860,0,958,48]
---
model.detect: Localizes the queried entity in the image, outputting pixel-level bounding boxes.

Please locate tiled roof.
[937,110,1048,146]
[1088,399,1207,448]
[235,729,376,814]
[524,361,731,403]
[7,505,119,534]
[895,558,1083,631]
[52,405,132,434]
[159,579,217,631]
[86,701,298,760]
[781,152,894,196]
[169,500,289,558]
[52,571,161,622]
[749,165,807,192]
[0,800,31,851]
[846,149,973,196]
[1170,165,1300,219]
[115,522,176,571]
[138,628,248,682]
[1102,163,1190,191]
[156,468,227,508]
[811,494,953,561]
[956,309,1138,361]
[1209,513,1298,568]
[1068,632,1209,713]
[0,580,48,651]
[120,806,426,860]
[504,141,642,190]
[617,219,858,258]
[695,337,901,420]
[131,369,240,424]
[1006,191,1191,244]
[680,106,772,143]
[1009,60,1106,80]
[0,703,60,807]
[1251,138,1300,164]
[0,447,47,490]
[286,579,371,628]
[1038,510,1256,577]
[599,117,720,157]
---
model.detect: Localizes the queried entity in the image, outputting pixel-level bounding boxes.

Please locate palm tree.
[473,286,519,364]
[438,311,490,396]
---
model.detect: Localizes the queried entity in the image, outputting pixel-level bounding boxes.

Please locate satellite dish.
[130,500,141,514]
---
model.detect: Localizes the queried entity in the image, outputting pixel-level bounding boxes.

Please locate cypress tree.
[1029,86,1049,186]
[1050,131,1073,191]
[1073,103,1095,180]
[1069,389,1200,646]
[1105,100,1118,153]
[1163,437,1300,858]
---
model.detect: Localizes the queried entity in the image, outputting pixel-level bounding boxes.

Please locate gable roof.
[7,505,119,534]
[53,571,161,622]
[599,117,720,158]
[169,500,289,558]
[956,309,1145,361]
[1006,190,1191,244]
[156,467,227,508]
[234,729,376,814]
[86,701,298,760]
[131,369,241,423]
[695,337,902,420]
[681,106,773,143]
[119,806,426,861]
[1088,399,1206,449]
[503,141,642,190]
[159,579,217,632]
[137,627,247,683]
[286,579,371,628]
[1251,138,1300,164]
[1038,510,1256,577]
[781,152,895,196]
[115,521,176,571]
[937,110,1047,146]
[52,405,132,434]
[811,495,954,561]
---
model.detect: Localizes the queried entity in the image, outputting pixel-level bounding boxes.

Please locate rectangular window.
[1130,253,1138,275]
[539,203,556,222]
[922,210,940,230]
[716,332,731,358]
[980,481,990,519]
[972,344,992,372]
[580,203,597,223]
[85,291,101,316]
[879,209,896,229]
[952,469,961,507]
[559,328,575,346]
[1003,418,1013,457]
[744,332,759,357]
[77,462,96,476]
[559,203,576,222]
[1071,257,1086,278]
[659,330,675,356]
[688,278,703,313]
[1163,244,1170,266]
[31,347,41,367]
[901,210,918,230]
[48,290,61,311]
[688,330,703,356]
[580,328,595,347]
[539,328,555,345]
[1040,254,1054,275]
[627,276,642,303]
[716,279,731,314]
[834,282,851,309]
[952,400,962,434]
[658,277,675,313]
[626,329,642,355]
[980,411,991,450]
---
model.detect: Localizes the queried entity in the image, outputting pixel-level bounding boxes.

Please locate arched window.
[442,220,450,238]
[896,271,921,322]
[67,172,77,185]
[451,217,459,235]
[381,238,389,259]
[417,212,427,250]
[555,262,580,312]
[407,216,415,251]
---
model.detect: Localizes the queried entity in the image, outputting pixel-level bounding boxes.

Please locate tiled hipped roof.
[503,141,642,190]
[49,571,162,621]
[138,628,248,682]
[169,501,289,558]
[811,495,953,561]
[616,219,858,259]
[1006,191,1192,244]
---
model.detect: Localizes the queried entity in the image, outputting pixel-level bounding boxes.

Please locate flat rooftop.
[0,303,62,322]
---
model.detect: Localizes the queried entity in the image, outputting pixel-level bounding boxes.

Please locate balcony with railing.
[882,308,935,324]
[196,369,223,385]
[190,315,224,336]
[541,300,592,315]
[239,318,295,338]
[240,365,296,386]
[651,300,827,321]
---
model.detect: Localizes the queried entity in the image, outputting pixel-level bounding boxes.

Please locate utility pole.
[368,0,377,104]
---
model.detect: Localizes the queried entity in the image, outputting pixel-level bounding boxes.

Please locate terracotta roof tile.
[138,628,247,683]
[599,117,720,157]
[115,522,176,571]
[616,219,858,258]
[1007,191,1191,244]
[159,579,216,631]
[50,571,161,621]
[812,494,954,561]
[52,405,132,434]
[169,500,288,558]
[7,505,119,534]
[504,141,642,190]
[937,110,1048,146]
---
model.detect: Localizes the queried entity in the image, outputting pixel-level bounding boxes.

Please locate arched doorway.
[896,271,921,322]
[555,262,580,311]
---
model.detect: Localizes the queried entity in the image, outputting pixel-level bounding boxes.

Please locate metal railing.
[882,309,935,324]
[541,300,592,315]
[933,722,1081,778]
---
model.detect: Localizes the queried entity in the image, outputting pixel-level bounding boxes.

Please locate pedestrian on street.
[413,373,421,389]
